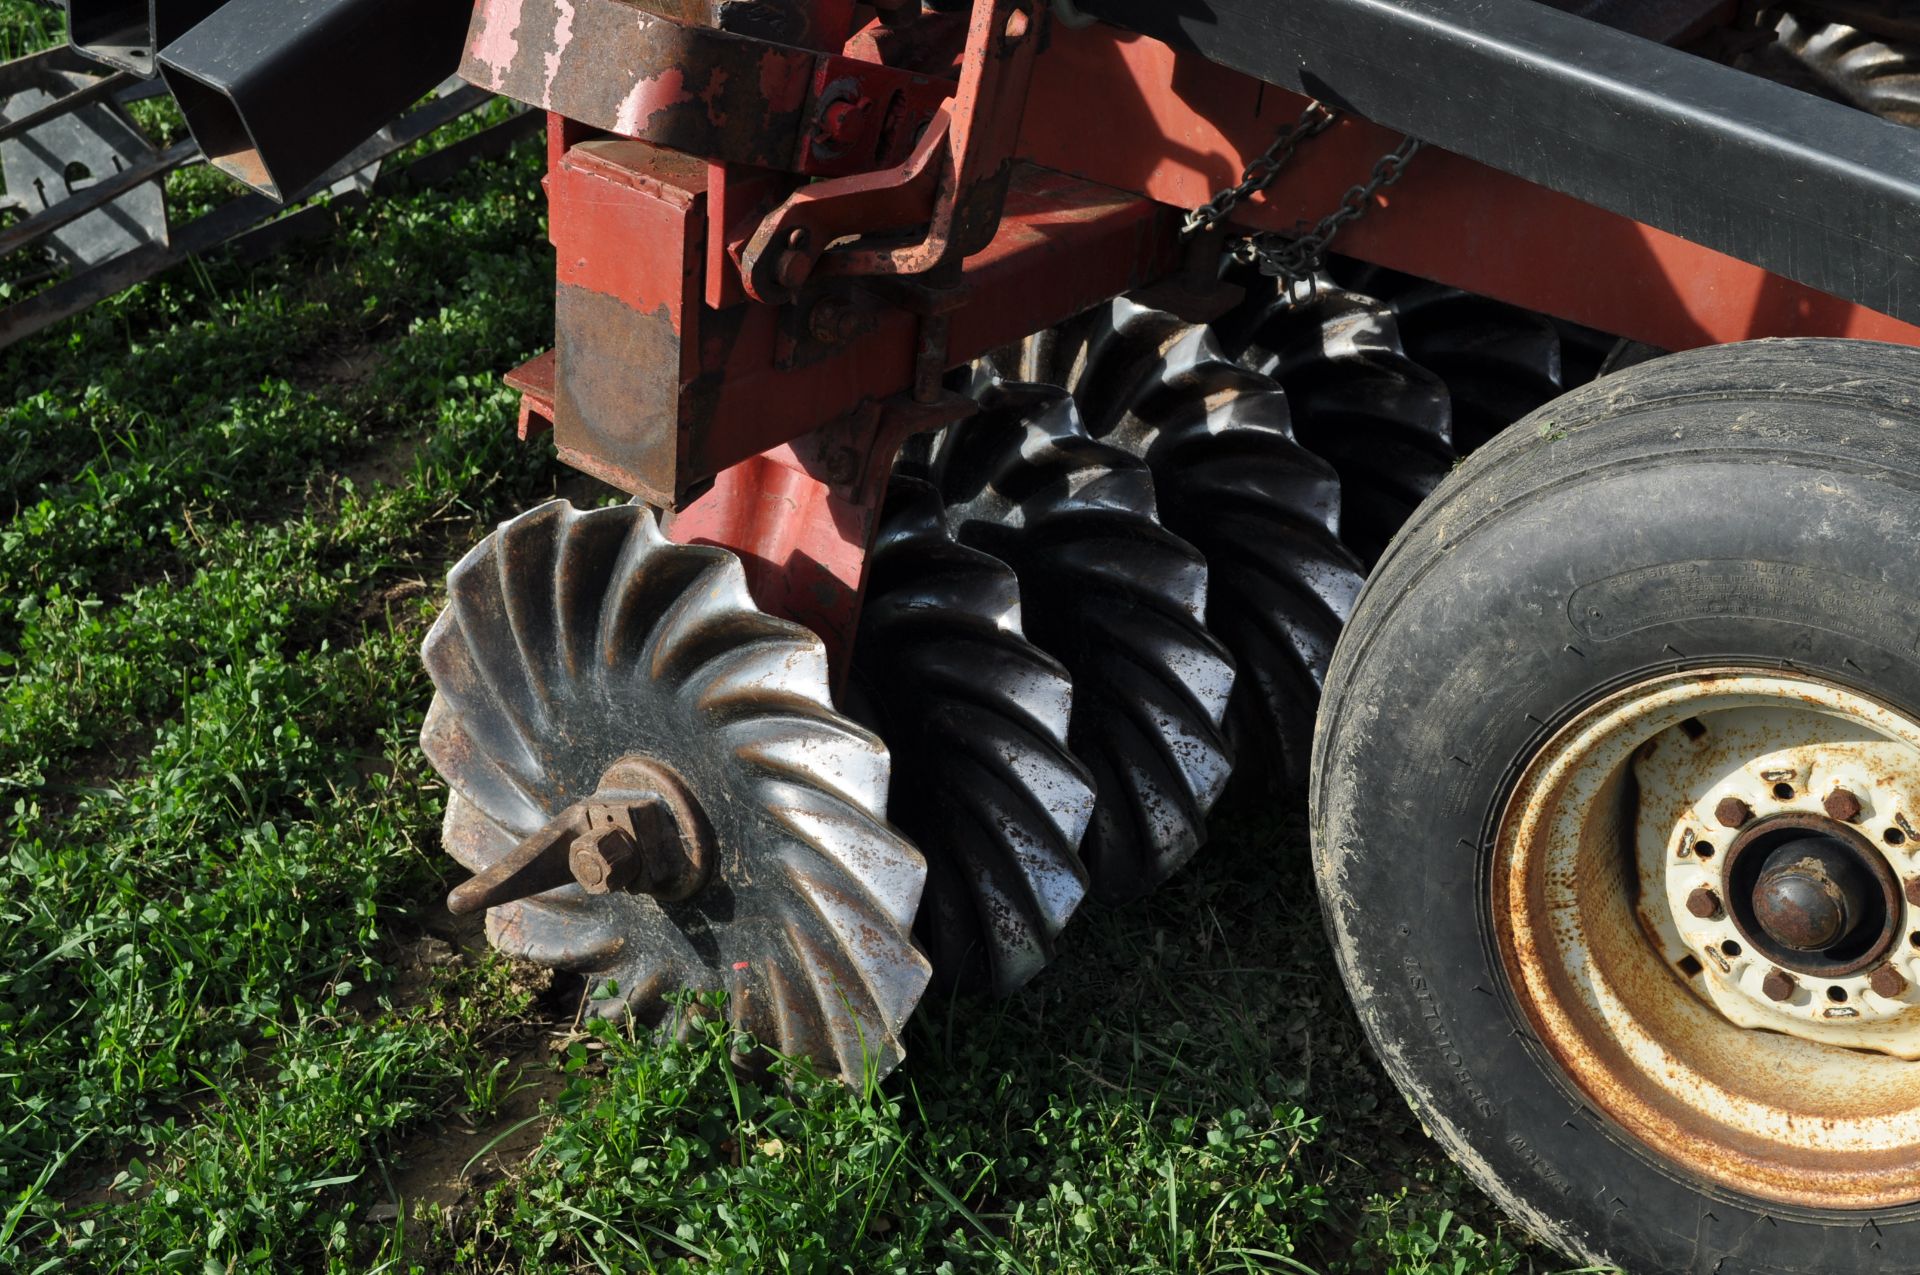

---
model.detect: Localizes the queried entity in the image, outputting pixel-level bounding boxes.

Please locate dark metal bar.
[0,139,194,258]
[1073,0,1920,324]
[68,0,230,77]
[158,0,473,200]
[0,70,136,145]
[0,94,525,348]
[1536,0,1731,44]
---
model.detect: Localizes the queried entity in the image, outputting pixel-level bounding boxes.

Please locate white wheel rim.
[1495,668,1920,1208]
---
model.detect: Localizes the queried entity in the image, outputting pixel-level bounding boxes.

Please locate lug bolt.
[1714,797,1754,829]
[1824,787,1865,823]
[1762,968,1797,1002]
[1685,886,1722,919]
[814,96,871,149]
[1907,878,1920,908]
[1871,965,1909,998]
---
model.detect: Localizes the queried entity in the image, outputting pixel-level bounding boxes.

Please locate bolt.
[1714,797,1754,829]
[1906,877,1920,908]
[1685,886,1722,920]
[1824,787,1865,823]
[570,825,639,895]
[808,298,863,345]
[1762,968,1797,1002]
[1871,965,1909,998]
[824,446,861,486]
[815,97,871,150]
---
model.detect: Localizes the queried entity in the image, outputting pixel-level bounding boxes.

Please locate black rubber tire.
[1313,338,1920,1275]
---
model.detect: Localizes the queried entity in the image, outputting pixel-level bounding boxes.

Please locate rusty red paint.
[667,394,970,679]
[692,165,1173,482]
[741,0,1042,302]
[463,0,817,169]
[802,55,953,177]
[465,0,940,173]
[549,139,706,505]
[506,348,556,439]
[525,148,1173,503]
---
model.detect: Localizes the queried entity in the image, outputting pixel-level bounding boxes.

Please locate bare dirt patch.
[374,1036,569,1224]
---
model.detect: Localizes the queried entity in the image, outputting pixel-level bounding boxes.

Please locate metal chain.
[1180,99,1338,236]
[1237,135,1424,293]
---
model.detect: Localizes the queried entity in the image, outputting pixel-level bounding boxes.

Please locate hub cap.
[1494,669,1920,1209]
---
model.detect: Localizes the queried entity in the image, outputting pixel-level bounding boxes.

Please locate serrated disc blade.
[1062,298,1365,790]
[420,500,931,1079]
[847,476,1094,997]
[1777,10,1920,127]
[1220,281,1456,565]
[922,377,1236,905]
[1336,273,1567,453]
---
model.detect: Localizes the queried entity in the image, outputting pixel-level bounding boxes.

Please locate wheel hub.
[1723,814,1899,974]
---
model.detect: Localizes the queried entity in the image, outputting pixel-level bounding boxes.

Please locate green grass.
[0,4,1595,1271]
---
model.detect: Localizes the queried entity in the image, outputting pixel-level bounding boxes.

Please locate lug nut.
[1762,968,1797,1002]
[1685,886,1722,919]
[1871,965,1909,998]
[1907,878,1920,908]
[1824,787,1865,823]
[1714,797,1754,829]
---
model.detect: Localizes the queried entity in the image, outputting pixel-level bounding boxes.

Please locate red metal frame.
[476,0,1920,666]
[1019,24,1920,354]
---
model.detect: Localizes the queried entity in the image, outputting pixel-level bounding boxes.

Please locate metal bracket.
[739,0,1044,304]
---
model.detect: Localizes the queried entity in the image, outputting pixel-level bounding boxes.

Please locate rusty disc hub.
[1493,667,1920,1210]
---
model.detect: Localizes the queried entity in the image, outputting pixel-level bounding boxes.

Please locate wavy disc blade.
[1220,283,1457,565]
[1060,298,1364,790]
[1776,10,1920,127]
[420,500,931,1079]
[1329,266,1567,453]
[846,476,1094,997]
[922,377,1236,905]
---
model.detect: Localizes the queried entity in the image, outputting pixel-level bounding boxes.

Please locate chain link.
[1183,103,1424,299]
[1236,135,1423,294]
[1180,99,1337,237]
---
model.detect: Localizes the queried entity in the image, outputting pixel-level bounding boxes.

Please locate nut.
[1907,877,1920,908]
[1762,968,1797,1002]
[1824,787,1865,823]
[1685,886,1722,920]
[1714,797,1754,830]
[1871,965,1909,998]
[570,825,639,895]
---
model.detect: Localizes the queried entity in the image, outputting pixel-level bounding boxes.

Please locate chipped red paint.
[739,0,1042,302]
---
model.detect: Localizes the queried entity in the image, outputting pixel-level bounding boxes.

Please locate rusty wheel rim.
[1494,668,1920,1209]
